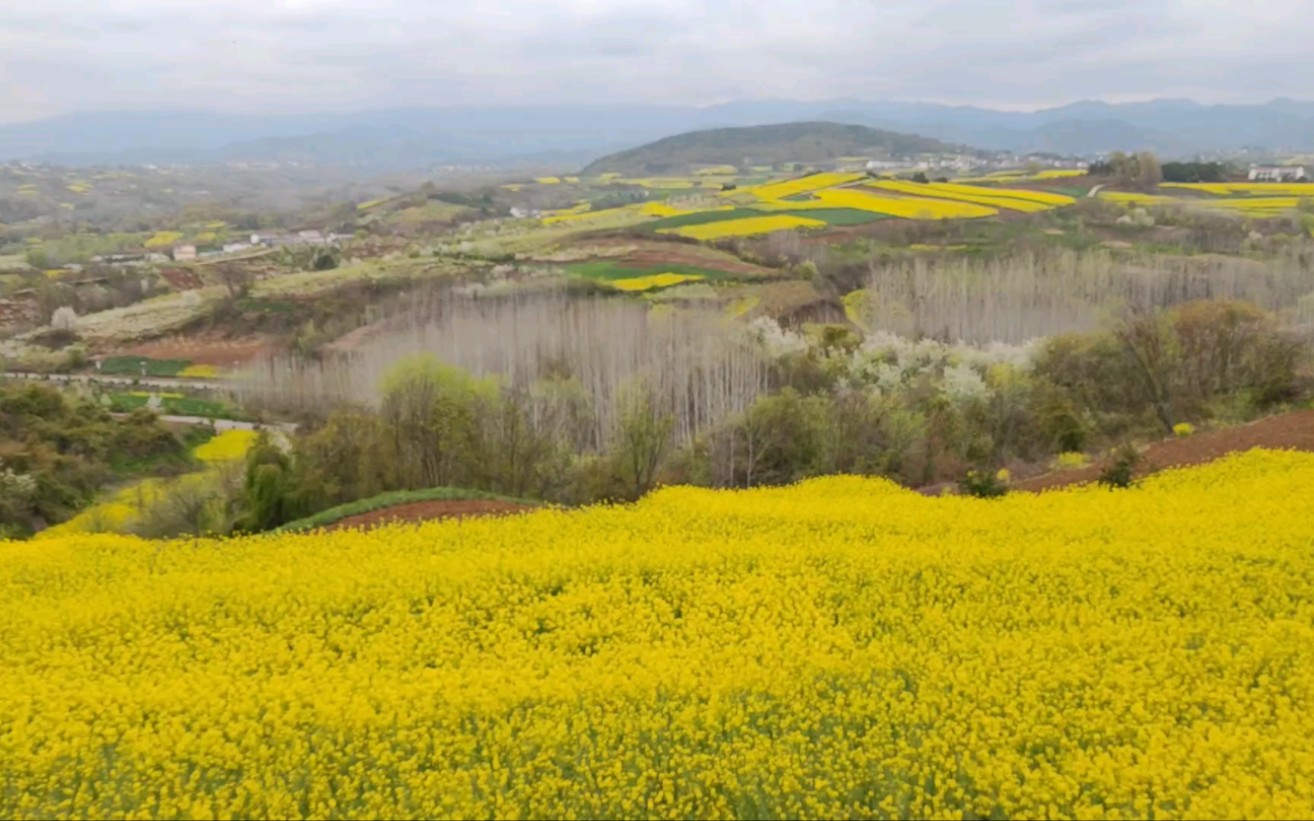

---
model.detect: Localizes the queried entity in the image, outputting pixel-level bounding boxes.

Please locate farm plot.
[658,214,828,240]
[1162,182,1314,197]
[813,188,998,220]
[745,172,869,201]
[867,181,1054,213]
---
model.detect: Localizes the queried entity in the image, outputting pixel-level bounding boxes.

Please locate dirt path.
[324,500,538,531]
[1013,410,1314,492]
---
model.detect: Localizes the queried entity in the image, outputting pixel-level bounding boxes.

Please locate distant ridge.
[581,122,967,175]
[2,99,1314,169]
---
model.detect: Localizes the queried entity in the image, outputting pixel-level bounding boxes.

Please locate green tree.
[379,354,497,489]
[610,379,674,500]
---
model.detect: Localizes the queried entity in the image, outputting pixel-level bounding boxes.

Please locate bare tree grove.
[235,290,771,450]
[860,247,1314,345]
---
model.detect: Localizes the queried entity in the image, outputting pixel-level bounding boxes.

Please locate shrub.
[50,306,78,332]
[1054,451,1089,470]
[959,468,1009,499]
[1098,445,1141,489]
[1173,422,1195,437]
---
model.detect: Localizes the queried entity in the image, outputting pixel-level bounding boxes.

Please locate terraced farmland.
[658,214,829,240]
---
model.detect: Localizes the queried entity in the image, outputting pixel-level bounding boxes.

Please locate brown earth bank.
[123,333,276,368]
[323,500,538,531]
[580,238,782,278]
[1012,409,1314,493]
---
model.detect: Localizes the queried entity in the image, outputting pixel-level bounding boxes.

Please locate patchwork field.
[521,171,1083,245]
[3,450,1313,819]
[1100,181,1314,216]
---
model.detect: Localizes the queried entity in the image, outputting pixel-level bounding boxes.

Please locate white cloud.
[0,0,1311,122]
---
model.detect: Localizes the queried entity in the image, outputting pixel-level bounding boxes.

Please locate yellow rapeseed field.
[192,429,258,463]
[3,450,1314,819]
[1162,182,1314,197]
[1200,197,1302,214]
[1031,169,1087,180]
[867,181,1057,213]
[814,189,998,220]
[177,364,220,379]
[910,181,1076,207]
[637,202,735,219]
[610,272,706,292]
[144,231,184,249]
[660,214,827,240]
[748,173,869,201]
[40,430,258,538]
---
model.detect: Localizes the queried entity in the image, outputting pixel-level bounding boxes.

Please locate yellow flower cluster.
[638,202,700,218]
[177,364,220,379]
[192,429,257,463]
[814,188,998,220]
[144,230,184,249]
[1053,451,1090,469]
[610,272,706,292]
[3,450,1314,819]
[660,214,827,239]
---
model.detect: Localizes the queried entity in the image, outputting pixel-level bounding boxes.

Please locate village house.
[173,245,197,262]
[1248,165,1307,182]
[250,232,295,247]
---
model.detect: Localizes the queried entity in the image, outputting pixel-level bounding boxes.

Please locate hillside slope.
[581,121,966,175]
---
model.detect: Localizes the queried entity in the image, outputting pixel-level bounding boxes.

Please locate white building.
[1248,166,1307,182]
[173,245,197,261]
[223,242,253,254]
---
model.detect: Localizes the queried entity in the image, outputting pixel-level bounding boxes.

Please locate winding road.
[0,371,227,392]
[3,371,298,433]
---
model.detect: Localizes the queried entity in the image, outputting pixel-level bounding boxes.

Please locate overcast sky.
[2,0,1312,123]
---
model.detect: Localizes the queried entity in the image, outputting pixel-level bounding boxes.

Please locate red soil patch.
[324,500,537,531]
[1013,410,1314,493]
[123,334,276,369]
[621,248,777,278]
[159,268,204,291]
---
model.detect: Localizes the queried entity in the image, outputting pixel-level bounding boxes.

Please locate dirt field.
[124,333,276,368]
[1013,409,1314,492]
[324,500,537,531]
[580,239,781,278]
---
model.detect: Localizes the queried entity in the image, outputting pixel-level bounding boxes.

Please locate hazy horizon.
[3,0,1312,125]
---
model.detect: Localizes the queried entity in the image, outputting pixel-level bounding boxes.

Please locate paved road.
[108,412,296,433]
[1,371,227,392]
[5,372,298,433]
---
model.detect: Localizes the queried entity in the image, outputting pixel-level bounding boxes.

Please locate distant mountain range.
[2,99,1312,170]
[583,122,965,175]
